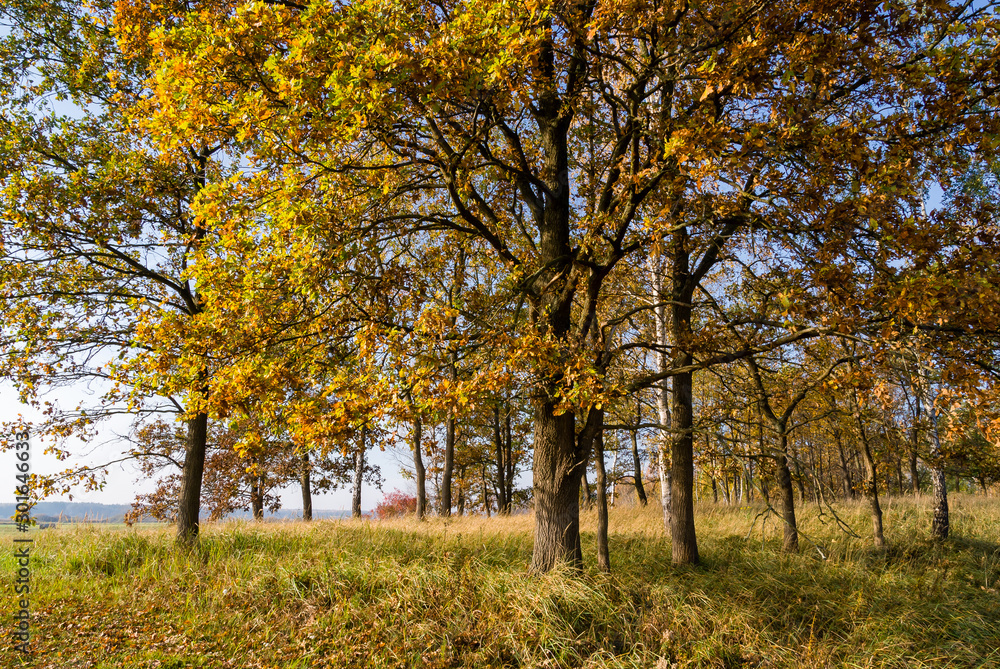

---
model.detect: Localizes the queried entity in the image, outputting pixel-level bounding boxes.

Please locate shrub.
[374,490,417,519]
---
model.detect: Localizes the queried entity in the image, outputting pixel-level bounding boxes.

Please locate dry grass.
[1,494,998,668]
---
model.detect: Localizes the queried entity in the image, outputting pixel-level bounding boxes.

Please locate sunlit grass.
[1,494,998,668]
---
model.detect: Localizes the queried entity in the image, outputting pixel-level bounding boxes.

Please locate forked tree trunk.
[594,419,611,573]
[300,451,313,522]
[176,411,208,546]
[528,62,593,571]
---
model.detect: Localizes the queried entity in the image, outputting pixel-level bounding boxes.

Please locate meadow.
[1,494,998,669]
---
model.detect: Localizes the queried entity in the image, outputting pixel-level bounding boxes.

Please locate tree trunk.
[853,397,886,548]
[531,402,586,571]
[671,367,698,564]
[648,251,672,534]
[251,452,266,521]
[528,77,586,571]
[909,392,922,496]
[251,476,264,521]
[594,417,611,573]
[895,452,905,496]
[442,414,455,517]
[481,464,491,517]
[776,432,799,553]
[630,427,647,506]
[300,451,313,522]
[504,408,515,512]
[581,468,593,509]
[835,428,855,499]
[791,443,806,505]
[860,439,885,548]
[352,429,366,519]
[926,390,949,540]
[412,414,426,519]
[176,411,208,546]
[670,228,698,565]
[609,445,618,507]
[493,404,509,514]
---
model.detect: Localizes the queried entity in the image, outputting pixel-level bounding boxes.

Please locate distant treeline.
[0,502,351,524]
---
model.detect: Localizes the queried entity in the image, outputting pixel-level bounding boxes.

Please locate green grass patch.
[0,495,997,668]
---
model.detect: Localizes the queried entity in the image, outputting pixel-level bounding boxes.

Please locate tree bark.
[251,478,264,521]
[910,393,922,496]
[926,388,949,540]
[609,445,618,507]
[853,394,886,548]
[352,429,366,519]
[859,437,885,548]
[481,464,491,517]
[442,414,455,517]
[776,433,799,553]
[300,451,313,522]
[629,392,647,505]
[251,452,266,521]
[493,403,513,514]
[412,414,426,519]
[648,252,672,534]
[581,468,593,509]
[670,227,698,565]
[531,403,586,571]
[176,411,208,546]
[834,427,855,499]
[671,365,698,564]
[594,415,611,572]
[504,408,515,512]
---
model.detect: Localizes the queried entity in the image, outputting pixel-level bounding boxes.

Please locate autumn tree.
[0,0,240,544]
[119,0,1000,570]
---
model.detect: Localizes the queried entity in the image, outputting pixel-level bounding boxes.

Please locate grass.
[1,494,998,668]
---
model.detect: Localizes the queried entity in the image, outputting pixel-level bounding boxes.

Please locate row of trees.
[2,0,1000,572]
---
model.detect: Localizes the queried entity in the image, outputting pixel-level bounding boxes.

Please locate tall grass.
[2,494,998,668]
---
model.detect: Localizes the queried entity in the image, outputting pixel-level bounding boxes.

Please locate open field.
[1,494,998,668]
